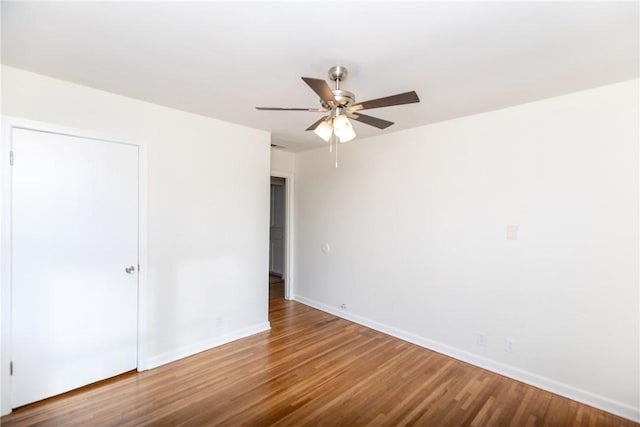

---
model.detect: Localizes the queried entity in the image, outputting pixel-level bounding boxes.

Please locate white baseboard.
[141,321,271,371]
[294,295,639,423]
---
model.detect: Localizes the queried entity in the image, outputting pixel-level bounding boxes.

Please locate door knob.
[125,266,136,274]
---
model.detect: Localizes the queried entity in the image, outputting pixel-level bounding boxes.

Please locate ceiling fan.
[256,65,420,144]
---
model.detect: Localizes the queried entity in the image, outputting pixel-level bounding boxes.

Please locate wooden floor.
[2,278,637,426]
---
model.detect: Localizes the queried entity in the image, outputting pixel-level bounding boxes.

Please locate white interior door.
[269,182,285,276]
[10,128,139,408]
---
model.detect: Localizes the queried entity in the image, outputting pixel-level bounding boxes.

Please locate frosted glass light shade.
[313,121,333,142]
[333,115,351,136]
[337,126,356,142]
[333,115,356,142]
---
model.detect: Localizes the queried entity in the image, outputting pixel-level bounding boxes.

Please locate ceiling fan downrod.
[321,66,355,109]
[328,65,348,90]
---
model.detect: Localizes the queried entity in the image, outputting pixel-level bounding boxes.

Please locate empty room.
[0,1,638,426]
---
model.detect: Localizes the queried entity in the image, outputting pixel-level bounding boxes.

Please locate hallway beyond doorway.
[269,275,284,302]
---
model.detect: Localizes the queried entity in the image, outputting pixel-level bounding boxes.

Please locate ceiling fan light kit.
[256,65,420,166]
[332,114,356,142]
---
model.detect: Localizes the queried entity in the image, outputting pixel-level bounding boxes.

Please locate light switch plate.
[507,225,519,240]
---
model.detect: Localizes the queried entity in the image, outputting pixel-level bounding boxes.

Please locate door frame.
[0,117,149,415]
[270,171,294,300]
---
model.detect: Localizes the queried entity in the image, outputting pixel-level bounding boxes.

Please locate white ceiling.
[1,1,638,152]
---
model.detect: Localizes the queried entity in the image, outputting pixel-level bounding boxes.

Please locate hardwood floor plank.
[1,280,637,426]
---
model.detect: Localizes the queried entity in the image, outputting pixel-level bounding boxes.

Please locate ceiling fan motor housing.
[321,89,355,109]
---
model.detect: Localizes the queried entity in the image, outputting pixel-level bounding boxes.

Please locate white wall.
[271,148,295,174]
[294,79,639,420]
[1,66,271,412]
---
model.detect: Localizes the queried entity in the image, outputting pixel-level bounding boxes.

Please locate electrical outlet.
[477,333,487,347]
[505,338,515,353]
[340,303,347,310]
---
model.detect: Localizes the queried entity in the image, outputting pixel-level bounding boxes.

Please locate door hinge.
[10,151,14,166]
[9,361,13,376]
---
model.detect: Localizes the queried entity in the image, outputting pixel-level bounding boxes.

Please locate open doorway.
[268,171,294,304]
[269,176,286,301]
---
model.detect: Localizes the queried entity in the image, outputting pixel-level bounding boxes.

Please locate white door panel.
[11,128,138,408]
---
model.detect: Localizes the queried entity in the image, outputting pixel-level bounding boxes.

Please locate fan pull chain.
[329,133,333,153]
[335,136,339,168]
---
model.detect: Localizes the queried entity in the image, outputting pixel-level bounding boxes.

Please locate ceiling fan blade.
[305,116,329,131]
[348,113,394,129]
[301,77,336,104]
[350,91,420,111]
[256,107,326,112]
